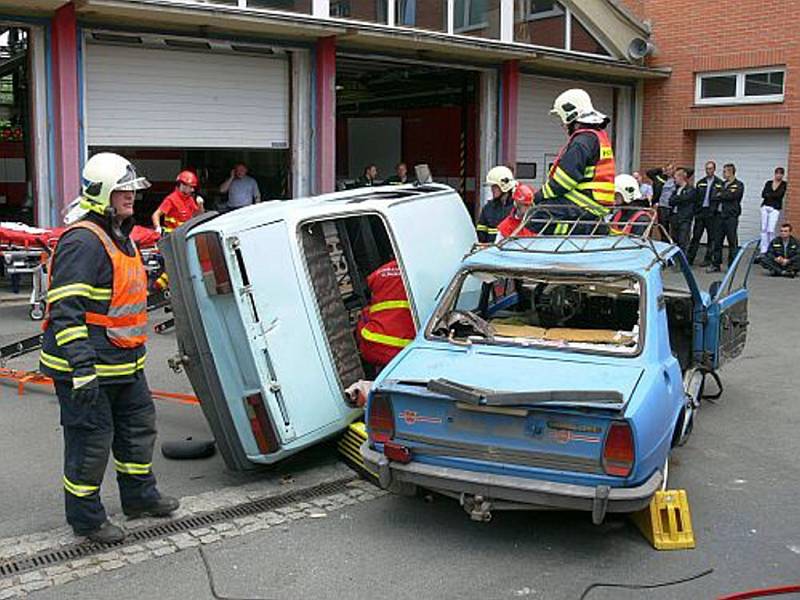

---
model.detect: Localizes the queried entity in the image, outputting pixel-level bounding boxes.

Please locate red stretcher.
[0,223,163,320]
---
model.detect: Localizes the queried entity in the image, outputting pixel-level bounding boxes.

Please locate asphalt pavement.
[1,261,799,599]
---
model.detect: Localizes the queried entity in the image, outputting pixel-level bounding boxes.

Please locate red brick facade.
[626,0,799,225]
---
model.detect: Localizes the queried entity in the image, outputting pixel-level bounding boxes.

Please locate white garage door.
[516,76,615,187]
[695,129,789,242]
[85,44,289,148]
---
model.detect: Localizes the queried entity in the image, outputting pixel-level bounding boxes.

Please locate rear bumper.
[361,442,661,523]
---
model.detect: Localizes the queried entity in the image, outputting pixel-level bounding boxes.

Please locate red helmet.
[176,170,198,188]
[513,183,535,207]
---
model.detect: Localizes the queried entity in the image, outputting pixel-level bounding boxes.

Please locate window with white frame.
[696,68,785,105]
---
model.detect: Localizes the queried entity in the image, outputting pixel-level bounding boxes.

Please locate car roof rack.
[474,205,676,263]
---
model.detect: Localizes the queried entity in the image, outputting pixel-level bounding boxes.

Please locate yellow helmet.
[79,153,150,216]
[486,165,517,193]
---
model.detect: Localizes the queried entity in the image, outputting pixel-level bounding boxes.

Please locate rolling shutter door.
[516,76,614,187]
[85,43,289,149]
[694,129,789,242]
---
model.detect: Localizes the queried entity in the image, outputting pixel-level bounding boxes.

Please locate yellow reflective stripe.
[584,166,596,178]
[593,191,616,203]
[72,373,97,388]
[47,283,112,303]
[553,167,578,190]
[370,300,411,313]
[137,355,147,369]
[360,326,413,349]
[554,223,569,235]
[576,181,616,192]
[476,224,489,232]
[63,476,99,497]
[113,459,152,475]
[487,228,498,234]
[40,351,72,372]
[543,182,556,199]
[55,325,88,346]
[41,352,146,376]
[564,189,610,217]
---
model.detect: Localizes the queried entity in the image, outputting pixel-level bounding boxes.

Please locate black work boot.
[123,495,180,519]
[81,521,126,544]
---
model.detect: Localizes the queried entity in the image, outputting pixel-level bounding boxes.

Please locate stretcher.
[0,222,165,321]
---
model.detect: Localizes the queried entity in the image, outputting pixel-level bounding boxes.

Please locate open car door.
[704,239,758,369]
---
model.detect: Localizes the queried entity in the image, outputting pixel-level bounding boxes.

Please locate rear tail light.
[603,421,634,477]
[195,232,232,295]
[383,441,412,464]
[244,392,280,454]
[367,392,394,444]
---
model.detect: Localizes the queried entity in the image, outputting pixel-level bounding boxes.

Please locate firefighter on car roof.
[40,153,178,544]
[523,89,616,235]
[356,259,415,371]
[477,166,517,242]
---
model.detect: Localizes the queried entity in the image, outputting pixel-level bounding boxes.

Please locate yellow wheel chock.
[337,422,378,483]
[632,489,695,550]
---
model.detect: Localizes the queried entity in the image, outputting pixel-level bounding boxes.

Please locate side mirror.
[709,280,721,299]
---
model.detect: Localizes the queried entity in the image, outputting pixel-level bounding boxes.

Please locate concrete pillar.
[315,36,336,195]
[500,60,519,169]
[51,2,81,215]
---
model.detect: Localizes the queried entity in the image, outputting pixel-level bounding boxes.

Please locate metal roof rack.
[473,205,676,264]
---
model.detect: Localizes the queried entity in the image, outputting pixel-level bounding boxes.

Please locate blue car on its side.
[361,235,757,523]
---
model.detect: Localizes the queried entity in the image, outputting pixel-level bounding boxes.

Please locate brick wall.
[623,0,799,225]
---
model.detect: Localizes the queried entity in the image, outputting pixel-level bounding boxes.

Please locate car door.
[704,239,758,369]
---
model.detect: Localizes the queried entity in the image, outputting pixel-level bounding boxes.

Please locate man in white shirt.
[220,163,261,210]
[634,171,653,205]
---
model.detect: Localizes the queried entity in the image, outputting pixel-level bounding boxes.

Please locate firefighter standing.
[523,89,616,235]
[477,166,516,242]
[151,170,204,235]
[610,174,654,236]
[356,259,415,370]
[40,153,178,544]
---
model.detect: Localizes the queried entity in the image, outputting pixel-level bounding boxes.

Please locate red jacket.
[497,215,536,239]
[357,260,415,367]
[159,189,200,232]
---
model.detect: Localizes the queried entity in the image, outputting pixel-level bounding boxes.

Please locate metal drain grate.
[0,475,357,579]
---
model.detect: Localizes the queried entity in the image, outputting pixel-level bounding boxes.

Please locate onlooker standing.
[634,171,653,205]
[384,162,415,185]
[687,161,722,266]
[668,167,696,252]
[760,167,787,257]
[761,223,799,277]
[220,163,261,210]
[356,164,379,187]
[708,163,744,272]
[647,163,676,234]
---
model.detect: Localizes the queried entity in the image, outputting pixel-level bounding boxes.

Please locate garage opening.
[335,57,479,213]
[0,27,34,224]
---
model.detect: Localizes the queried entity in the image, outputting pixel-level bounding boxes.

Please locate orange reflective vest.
[44,221,148,349]
[549,128,616,216]
[357,260,415,367]
[159,190,200,233]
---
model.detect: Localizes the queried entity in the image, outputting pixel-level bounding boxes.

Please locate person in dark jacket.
[646,163,675,235]
[522,89,615,235]
[477,165,516,242]
[761,223,799,277]
[40,153,178,544]
[708,163,744,272]
[759,167,787,257]
[356,164,379,187]
[688,160,723,266]
[384,162,415,186]
[668,167,697,252]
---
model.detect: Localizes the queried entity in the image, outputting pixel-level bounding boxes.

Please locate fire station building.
[0,0,666,227]
[626,0,798,240]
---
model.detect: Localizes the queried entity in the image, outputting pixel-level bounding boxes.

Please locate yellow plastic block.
[632,490,695,550]
[337,421,377,480]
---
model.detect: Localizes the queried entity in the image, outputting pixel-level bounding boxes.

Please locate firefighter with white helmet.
[477,165,517,242]
[40,153,178,544]
[523,88,616,235]
[610,173,653,236]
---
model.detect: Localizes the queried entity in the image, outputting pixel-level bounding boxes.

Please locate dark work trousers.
[687,208,715,265]
[712,215,739,267]
[761,254,800,276]
[657,206,672,240]
[56,375,160,534]
[669,214,692,253]
[525,198,607,236]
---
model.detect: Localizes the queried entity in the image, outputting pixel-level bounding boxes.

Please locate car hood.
[379,345,645,404]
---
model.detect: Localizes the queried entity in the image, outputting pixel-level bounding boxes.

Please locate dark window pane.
[246,0,311,11]
[570,18,609,55]
[514,0,566,48]
[396,0,447,33]
[700,75,737,99]
[332,0,388,24]
[744,71,784,96]
[453,0,500,39]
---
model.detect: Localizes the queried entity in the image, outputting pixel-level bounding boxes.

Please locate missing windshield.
[427,270,642,355]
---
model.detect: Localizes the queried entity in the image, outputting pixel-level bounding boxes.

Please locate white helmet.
[78,152,151,217]
[486,165,517,193]
[615,174,642,205]
[551,88,608,126]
